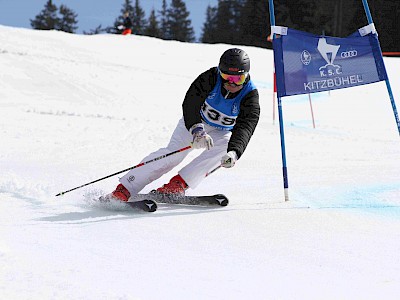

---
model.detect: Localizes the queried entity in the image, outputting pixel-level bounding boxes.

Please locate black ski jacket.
[123,17,133,30]
[182,67,260,159]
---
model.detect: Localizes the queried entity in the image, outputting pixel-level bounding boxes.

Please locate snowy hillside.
[1,25,400,299]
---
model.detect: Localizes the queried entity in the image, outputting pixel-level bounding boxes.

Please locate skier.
[118,11,133,35]
[109,48,260,202]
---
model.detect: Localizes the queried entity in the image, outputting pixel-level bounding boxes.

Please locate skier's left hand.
[221,151,238,168]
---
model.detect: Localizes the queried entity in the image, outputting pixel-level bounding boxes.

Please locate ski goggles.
[220,71,248,86]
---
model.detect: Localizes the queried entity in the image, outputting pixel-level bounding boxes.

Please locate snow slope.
[1,25,400,299]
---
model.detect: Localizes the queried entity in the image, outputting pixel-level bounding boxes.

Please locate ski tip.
[127,200,158,212]
[143,200,158,212]
[215,194,229,206]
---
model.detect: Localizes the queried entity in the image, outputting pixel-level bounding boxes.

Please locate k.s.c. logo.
[301,37,363,92]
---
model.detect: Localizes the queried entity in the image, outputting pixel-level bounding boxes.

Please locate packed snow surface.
[0,25,399,299]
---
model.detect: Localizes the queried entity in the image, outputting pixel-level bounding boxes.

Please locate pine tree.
[145,9,162,38]
[158,0,169,39]
[201,5,218,43]
[30,0,59,30]
[58,4,78,33]
[255,0,398,52]
[237,0,267,47]
[213,0,241,45]
[277,0,360,36]
[131,0,147,35]
[346,0,367,35]
[30,0,78,33]
[285,0,319,33]
[365,0,400,51]
[167,0,195,42]
[273,0,294,28]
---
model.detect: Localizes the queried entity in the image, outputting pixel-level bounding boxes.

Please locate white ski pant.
[120,118,231,195]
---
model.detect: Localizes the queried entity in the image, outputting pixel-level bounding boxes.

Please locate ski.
[96,192,228,212]
[139,191,229,207]
[126,199,158,212]
[98,195,157,212]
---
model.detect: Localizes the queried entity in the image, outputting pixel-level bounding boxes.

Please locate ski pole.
[55,145,192,196]
[206,165,222,177]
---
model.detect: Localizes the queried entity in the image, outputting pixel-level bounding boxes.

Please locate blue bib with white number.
[200,73,256,130]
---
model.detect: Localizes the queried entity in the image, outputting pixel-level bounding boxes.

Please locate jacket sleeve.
[182,67,218,131]
[227,89,260,159]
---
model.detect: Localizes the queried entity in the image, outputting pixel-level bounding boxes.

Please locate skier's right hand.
[117,25,124,30]
[190,123,214,150]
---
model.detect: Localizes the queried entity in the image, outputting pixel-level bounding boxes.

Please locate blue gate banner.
[273,27,388,97]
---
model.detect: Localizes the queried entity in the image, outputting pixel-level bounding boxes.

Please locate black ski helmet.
[219,48,250,75]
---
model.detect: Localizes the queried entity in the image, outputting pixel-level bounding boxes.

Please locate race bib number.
[201,102,237,130]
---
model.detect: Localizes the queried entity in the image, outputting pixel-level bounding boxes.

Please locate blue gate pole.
[362,0,400,136]
[268,0,289,201]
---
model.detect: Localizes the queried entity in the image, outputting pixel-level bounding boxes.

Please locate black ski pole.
[55,145,192,196]
[206,165,221,177]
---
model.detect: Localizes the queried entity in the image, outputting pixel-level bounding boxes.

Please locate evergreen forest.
[30,0,400,52]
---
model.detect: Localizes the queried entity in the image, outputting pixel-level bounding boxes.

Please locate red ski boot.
[156,174,188,196]
[111,184,131,202]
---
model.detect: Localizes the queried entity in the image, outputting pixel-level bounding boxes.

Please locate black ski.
[142,191,229,207]
[98,195,157,212]
[126,199,157,212]
[97,192,228,212]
